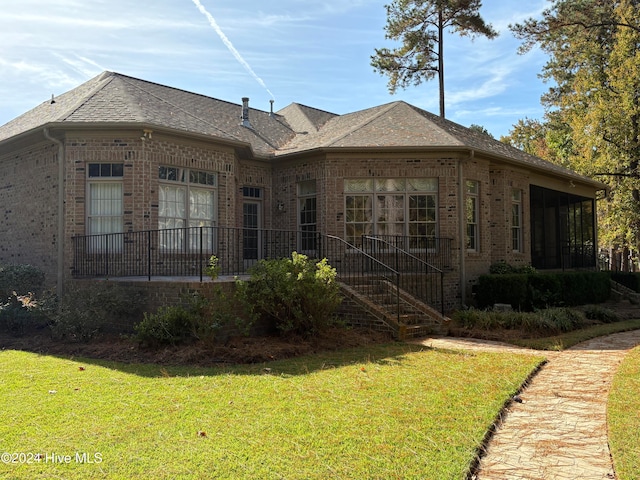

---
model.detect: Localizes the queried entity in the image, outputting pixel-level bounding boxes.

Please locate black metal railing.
[352,235,452,271]
[72,226,323,280]
[320,235,401,325]
[362,235,445,317]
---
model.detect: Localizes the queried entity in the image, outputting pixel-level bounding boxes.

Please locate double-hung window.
[158,166,217,251]
[466,180,479,251]
[344,178,438,246]
[87,163,123,252]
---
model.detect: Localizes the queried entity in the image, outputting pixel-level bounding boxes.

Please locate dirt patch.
[0,327,394,367]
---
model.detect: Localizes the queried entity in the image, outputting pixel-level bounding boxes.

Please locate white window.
[344,178,437,245]
[512,189,522,252]
[466,180,479,251]
[87,163,123,252]
[158,166,217,251]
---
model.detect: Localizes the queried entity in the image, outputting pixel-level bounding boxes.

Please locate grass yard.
[608,344,640,480]
[0,343,543,479]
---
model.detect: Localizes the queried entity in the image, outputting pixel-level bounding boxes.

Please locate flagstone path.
[416,330,640,480]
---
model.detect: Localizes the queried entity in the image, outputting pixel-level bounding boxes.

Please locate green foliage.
[476,271,610,311]
[611,272,640,293]
[453,307,587,334]
[371,0,497,117]
[583,304,620,323]
[489,261,536,274]
[0,264,45,298]
[0,292,48,336]
[238,252,342,336]
[134,288,249,347]
[476,274,529,310]
[204,255,221,280]
[539,308,585,333]
[510,1,640,256]
[135,305,195,347]
[48,282,143,341]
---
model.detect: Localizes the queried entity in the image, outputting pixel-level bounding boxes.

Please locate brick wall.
[0,141,60,286]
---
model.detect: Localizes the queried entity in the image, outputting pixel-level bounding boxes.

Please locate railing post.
[105,234,109,278]
[396,272,401,325]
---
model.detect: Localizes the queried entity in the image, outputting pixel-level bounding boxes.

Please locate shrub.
[611,272,640,292]
[489,261,536,275]
[475,274,529,310]
[452,307,588,334]
[583,304,619,323]
[48,282,143,341]
[135,305,195,347]
[0,264,45,299]
[134,288,249,347]
[237,253,342,336]
[539,308,586,333]
[0,292,49,336]
[475,271,610,311]
[204,255,221,280]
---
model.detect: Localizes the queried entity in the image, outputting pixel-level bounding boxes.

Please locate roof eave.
[0,121,264,159]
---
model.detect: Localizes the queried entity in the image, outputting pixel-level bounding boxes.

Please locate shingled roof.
[0,71,296,157]
[0,71,604,187]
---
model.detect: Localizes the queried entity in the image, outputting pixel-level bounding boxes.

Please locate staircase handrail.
[363,235,445,317]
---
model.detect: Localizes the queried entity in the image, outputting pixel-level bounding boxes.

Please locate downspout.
[43,128,65,298]
[458,152,471,308]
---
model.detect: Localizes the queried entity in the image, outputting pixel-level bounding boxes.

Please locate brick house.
[0,72,605,333]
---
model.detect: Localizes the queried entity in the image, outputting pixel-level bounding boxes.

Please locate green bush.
[48,282,143,341]
[134,288,249,347]
[475,274,529,310]
[237,252,342,336]
[611,272,640,292]
[135,305,195,347]
[0,292,49,336]
[539,308,586,332]
[489,261,536,275]
[0,264,45,299]
[584,304,619,323]
[475,271,610,311]
[452,307,588,334]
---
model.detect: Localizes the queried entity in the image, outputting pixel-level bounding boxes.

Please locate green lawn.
[0,343,543,479]
[609,344,640,480]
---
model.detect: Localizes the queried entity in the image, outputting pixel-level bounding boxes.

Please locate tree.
[510,0,640,269]
[371,0,497,118]
[469,123,494,137]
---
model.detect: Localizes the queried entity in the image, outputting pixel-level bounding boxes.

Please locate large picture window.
[159,166,217,251]
[344,178,437,245]
[87,163,123,252]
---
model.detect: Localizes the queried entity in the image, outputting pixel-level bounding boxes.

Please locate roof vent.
[241,97,251,128]
[269,99,274,117]
[50,94,56,105]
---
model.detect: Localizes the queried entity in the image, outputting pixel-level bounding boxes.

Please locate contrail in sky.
[191,0,275,100]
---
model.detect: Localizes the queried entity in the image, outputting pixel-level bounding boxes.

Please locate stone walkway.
[415,330,640,480]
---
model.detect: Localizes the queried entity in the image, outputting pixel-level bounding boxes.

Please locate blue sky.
[0,0,551,138]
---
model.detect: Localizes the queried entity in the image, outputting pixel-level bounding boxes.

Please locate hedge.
[475,271,610,311]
